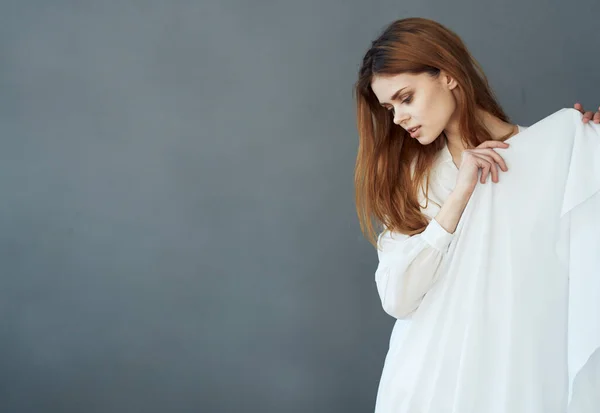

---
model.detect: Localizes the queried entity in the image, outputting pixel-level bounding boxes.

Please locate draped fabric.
[374,108,600,413]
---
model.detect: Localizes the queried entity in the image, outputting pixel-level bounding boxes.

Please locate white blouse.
[375,125,526,320]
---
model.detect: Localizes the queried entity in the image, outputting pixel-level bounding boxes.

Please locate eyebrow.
[379,87,408,107]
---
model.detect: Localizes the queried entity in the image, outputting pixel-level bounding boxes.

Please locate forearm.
[376,218,455,319]
[434,188,472,234]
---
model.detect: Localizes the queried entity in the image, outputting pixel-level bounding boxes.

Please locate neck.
[444,108,516,155]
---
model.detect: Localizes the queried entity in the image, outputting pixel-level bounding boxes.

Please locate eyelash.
[386,96,412,111]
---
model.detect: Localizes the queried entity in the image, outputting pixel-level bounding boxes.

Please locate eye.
[401,95,413,104]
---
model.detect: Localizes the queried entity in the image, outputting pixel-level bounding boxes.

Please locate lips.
[408,126,421,138]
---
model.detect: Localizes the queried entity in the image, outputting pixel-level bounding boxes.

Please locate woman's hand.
[454,140,510,195]
[574,103,600,124]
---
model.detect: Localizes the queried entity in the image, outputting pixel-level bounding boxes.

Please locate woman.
[354,17,600,412]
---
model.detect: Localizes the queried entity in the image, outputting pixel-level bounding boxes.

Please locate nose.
[393,109,410,127]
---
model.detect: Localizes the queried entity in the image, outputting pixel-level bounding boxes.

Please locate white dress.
[373,109,600,413]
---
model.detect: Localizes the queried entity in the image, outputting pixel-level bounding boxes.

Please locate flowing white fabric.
[374,108,600,413]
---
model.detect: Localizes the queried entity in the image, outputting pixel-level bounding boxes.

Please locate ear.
[441,71,458,90]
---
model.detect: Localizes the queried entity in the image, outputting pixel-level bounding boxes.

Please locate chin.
[417,134,441,146]
[416,136,432,145]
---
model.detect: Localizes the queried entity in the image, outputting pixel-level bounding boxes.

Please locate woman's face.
[370,71,459,145]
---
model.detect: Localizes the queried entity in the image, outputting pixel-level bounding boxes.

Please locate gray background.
[1,1,598,412]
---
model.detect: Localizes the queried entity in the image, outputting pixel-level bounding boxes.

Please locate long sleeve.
[375,218,454,319]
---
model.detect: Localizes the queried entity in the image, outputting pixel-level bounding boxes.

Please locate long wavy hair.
[354,17,511,247]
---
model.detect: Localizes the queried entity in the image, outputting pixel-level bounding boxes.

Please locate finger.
[480,162,491,184]
[473,148,508,172]
[485,149,508,172]
[574,102,585,114]
[583,111,594,123]
[474,154,499,183]
[594,107,600,124]
[484,156,499,183]
[476,140,510,150]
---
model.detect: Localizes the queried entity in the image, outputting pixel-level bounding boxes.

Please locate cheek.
[439,92,457,119]
[415,92,437,119]
[424,92,454,127]
[415,96,450,142]
[411,101,429,122]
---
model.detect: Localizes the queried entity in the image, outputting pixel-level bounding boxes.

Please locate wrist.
[450,185,474,200]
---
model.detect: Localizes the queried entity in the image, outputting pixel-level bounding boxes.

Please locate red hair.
[354,17,511,246]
